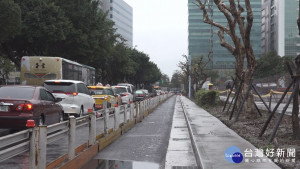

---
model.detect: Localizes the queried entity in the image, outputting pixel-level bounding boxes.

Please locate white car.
[43,80,95,118]
[117,83,136,101]
[112,86,133,104]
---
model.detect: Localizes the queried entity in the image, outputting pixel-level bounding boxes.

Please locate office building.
[262,0,300,57]
[100,0,133,47]
[188,0,261,69]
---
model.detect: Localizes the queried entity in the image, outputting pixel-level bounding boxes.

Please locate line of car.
[0,80,160,129]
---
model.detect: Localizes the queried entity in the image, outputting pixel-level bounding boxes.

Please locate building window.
[110,0,113,3]
[110,14,113,18]
[110,7,113,11]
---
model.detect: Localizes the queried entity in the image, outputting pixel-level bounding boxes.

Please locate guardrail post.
[136,102,139,120]
[89,112,96,146]
[103,101,108,134]
[124,104,128,123]
[147,99,149,111]
[141,101,145,116]
[38,126,47,169]
[144,100,146,113]
[29,128,36,169]
[130,103,134,120]
[68,116,76,160]
[30,126,47,169]
[114,106,120,130]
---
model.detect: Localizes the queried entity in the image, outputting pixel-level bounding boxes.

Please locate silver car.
[44,80,95,118]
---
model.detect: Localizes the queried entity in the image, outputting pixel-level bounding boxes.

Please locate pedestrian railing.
[0,93,172,169]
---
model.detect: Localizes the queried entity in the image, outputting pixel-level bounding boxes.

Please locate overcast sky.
[123,0,188,80]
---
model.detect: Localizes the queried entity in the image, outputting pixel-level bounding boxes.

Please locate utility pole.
[208,0,213,68]
[188,55,191,98]
[298,0,300,35]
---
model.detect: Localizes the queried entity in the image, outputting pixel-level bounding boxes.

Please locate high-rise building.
[188,0,261,69]
[262,0,300,57]
[100,0,133,47]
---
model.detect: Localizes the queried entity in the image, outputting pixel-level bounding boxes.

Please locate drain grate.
[174,126,187,128]
[173,138,190,141]
[172,166,198,169]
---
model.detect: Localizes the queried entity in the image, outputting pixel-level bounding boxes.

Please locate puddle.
[81,159,160,169]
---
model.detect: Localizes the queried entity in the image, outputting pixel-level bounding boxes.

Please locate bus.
[20,56,95,86]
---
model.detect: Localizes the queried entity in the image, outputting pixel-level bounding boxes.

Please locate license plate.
[0,106,8,112]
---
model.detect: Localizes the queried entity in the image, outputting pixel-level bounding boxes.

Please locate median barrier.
[0,94,173,169]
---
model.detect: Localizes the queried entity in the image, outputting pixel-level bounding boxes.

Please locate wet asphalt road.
[0,108,132,169]
[93,95,176,169]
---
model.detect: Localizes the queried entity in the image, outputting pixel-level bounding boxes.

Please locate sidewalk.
[166,96,280,169]
[219,96,296,115]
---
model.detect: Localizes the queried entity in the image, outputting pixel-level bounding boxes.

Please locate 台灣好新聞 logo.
[225,146,243,163]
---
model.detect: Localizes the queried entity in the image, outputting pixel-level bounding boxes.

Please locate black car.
[134,90,146,101]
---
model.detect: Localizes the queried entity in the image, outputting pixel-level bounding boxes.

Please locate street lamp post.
[188,55,191,98]
[298,1,300,35]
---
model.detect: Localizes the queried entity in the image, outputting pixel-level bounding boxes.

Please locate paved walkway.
[165,96,280,169]
[219,95,297,115]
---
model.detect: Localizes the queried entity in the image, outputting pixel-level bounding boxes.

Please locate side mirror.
[55,97,63,102]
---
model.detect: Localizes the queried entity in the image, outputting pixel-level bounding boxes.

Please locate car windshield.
[0,87,35,99]
[135,91,143,94]
[44,82,76,93]
[88,88,104,95]
[112,88,120,94]
[117,87,128,93]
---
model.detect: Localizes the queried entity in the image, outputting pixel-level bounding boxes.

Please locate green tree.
[159,73,170,87]
[1,0,72,67]
[254,51,294,81]
[0,55,14,84]
[254,51,282,78]
[127,48,161,86]
[53,0,118,66]
[171,70,182,89]
[0,0,21,43]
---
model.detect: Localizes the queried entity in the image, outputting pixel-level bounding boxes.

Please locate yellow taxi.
[87,86,117,110]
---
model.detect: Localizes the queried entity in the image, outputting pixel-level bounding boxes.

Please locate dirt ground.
[205,101,300,169]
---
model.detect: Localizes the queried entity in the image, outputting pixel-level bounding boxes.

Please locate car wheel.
[79,107,83,117]
[39,115,44,126]
[59,112,64,122]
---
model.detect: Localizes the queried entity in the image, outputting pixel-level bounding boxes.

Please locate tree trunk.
[234,50,257,119]
[292,55,300,139]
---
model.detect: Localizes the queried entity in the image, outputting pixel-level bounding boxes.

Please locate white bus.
[20,56,95,86]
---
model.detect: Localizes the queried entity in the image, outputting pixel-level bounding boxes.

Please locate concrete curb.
[179,96,208,169]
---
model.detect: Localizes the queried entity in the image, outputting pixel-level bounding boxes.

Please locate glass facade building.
[262,0,300,57]
[188,0,262,69]
[100,0,133,47]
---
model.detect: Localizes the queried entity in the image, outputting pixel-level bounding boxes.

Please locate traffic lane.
[0,113,116,168]
[93,95,176,168]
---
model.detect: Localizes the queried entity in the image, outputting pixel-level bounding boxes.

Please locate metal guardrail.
[0,93,172,169]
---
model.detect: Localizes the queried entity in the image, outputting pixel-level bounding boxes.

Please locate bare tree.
[178,53,212,98]
[178,55,190,96]
[196,0,257,117]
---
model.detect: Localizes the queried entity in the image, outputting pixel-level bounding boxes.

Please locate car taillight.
[139,94,143,96]
[64,92,78,96]
[16,104,33,111]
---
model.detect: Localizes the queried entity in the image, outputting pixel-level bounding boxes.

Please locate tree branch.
[196,0,230,34]
[218,29,235,54]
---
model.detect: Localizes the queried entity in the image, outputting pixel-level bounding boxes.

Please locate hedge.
[195,89,218,107]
